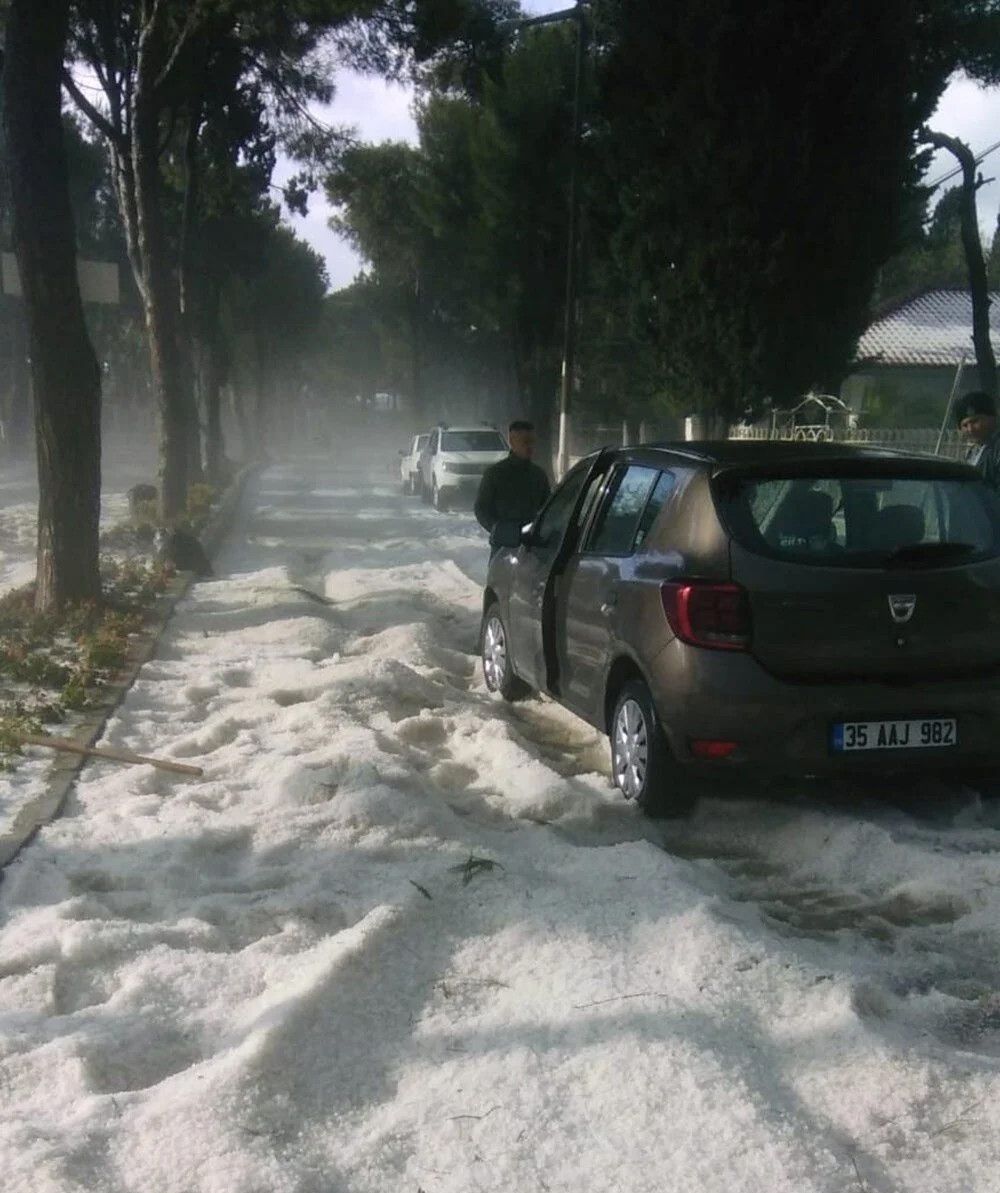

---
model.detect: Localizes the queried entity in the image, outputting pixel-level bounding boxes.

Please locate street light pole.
[506,3,585,480]
[558,3,585,480]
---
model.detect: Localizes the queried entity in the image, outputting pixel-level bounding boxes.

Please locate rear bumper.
[437,473,484,490]
[645,641,1000,779]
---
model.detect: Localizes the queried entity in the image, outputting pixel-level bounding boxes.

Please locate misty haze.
[4,3,1000,1193]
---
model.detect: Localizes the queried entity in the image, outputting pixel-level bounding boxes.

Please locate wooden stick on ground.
[21,734,204,777]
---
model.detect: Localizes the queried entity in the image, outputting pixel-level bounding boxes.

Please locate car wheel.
[482,604,531,702]
[610,680,695,817]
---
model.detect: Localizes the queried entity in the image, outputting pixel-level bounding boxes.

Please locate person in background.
[956,391,1000,493]
[475,419,551,555]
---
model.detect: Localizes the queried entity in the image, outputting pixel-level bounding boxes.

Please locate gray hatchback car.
[480,441,1000,815]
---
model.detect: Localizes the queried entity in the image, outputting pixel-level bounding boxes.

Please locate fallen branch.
[22,734,204,777]
[573,991,661,1010]
[448,1105,500,1122]
[929,1097,985,1138]
[449,854,505,885]
[289,585,336,606]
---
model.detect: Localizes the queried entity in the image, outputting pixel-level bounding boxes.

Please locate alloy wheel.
[483,616,508,691]
[613,698,649,799]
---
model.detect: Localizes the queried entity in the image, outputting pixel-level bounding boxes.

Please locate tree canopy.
[325,0,1000,432]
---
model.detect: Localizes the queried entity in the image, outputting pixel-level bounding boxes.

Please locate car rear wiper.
[885,542,976,568]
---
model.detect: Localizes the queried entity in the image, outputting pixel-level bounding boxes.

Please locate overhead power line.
[926,137,1000,190]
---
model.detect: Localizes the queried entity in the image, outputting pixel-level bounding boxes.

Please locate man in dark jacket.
[475,420,551,553]
[956,391,1000,493]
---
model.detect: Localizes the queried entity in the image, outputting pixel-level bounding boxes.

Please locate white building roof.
[857,288,1000,367]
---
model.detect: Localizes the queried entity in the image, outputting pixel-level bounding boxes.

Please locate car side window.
[633,470,676,550]
[533,462,591,549]
[576,469,609,532]
[588,465,660,555]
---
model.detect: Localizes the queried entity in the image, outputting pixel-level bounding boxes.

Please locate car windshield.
[719,472,1000,567]
[441,431,507,452]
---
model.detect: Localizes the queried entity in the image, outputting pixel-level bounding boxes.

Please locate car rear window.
[441,431,507,452]
[719,472,1000,567]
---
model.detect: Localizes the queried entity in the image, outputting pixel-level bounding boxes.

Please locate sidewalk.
[1,454,999,1193]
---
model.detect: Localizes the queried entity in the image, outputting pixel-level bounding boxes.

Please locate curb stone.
[0,464,257,875]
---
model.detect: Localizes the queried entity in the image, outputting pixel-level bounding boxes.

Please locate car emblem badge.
[887,594,916,624]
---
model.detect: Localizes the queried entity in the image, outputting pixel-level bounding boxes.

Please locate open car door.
[540,448,617,696]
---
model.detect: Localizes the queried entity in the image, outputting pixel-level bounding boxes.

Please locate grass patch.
[0,475,228,772]
[100,481,221,554]
[0,558,174,768]
[186,483,218,532]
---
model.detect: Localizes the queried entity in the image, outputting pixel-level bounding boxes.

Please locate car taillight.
[689,739,739,759]
[661,581,751,651]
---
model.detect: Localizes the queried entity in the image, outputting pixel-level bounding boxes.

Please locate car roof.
[590,439,978,478]
[435,425,505,433]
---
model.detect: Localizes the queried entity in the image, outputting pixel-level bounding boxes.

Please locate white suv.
[419,425,509,510]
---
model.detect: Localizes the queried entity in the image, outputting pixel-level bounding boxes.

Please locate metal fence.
[568,419,680,458]
[728,424,967,460]
[561,420,969,479]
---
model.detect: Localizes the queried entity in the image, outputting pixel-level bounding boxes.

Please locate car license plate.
[832,718,957,752]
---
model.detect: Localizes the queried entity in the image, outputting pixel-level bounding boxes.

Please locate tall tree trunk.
[7,304,32,453]
[517,335,556,477]
[0,304,32,457]
[199,283,228,484]
[180,340,204,487]
[178,96,205,487]
[252,364,270,461]
[230,385,251,461]
[409,279,424,420]
[249,322,271,461]
[66,8,203,509]
[131,16,189,519]
[203,336,226,483]
[925,129,998,399]
[3,0,102,612]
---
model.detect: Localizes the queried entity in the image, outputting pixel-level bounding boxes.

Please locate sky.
[285,1,1000,292]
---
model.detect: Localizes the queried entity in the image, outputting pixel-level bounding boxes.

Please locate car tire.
[955,770,1000,800]
[610,680,695,817]
[482,603,531,702]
